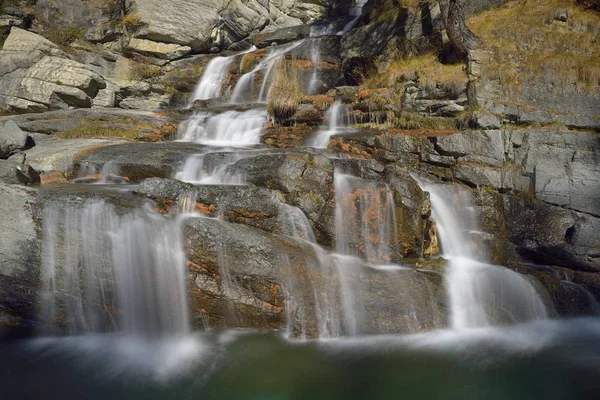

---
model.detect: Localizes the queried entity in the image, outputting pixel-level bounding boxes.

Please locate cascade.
[189,46,256,104]
[177,109,267,146]
[309,100,355,148]
[40,199,193,337]
[417,180,548,329]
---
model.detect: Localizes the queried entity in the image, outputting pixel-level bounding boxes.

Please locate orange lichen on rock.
[40,170,68,185]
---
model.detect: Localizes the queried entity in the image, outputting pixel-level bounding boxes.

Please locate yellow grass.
[468,0,600,91]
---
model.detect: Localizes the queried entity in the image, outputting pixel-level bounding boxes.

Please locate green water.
[2,319,600,399]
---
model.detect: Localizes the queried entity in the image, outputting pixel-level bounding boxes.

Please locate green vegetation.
[56,122,140,140]
[43,25,85,47]
[130,59,162,80]
[55,117,158,140]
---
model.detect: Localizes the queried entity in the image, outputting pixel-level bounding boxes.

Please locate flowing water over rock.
[189,46,256,103]
[417,181,548,329]
[177,109,267,146]
[309,100,355,148]
[334,171,398,264]
[231,41,304,104]
[40,198,192,337]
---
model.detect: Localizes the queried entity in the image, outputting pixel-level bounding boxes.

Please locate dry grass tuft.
[359,53,467,97]
[267,62,304,123]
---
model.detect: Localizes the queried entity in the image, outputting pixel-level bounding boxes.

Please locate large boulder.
[18,56,106,109]
[184,216,447,337]
[129,0,332,52]
[0,120,29,159]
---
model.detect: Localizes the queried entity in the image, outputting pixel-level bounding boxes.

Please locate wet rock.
[0,120,29,159]
[229,150,336,245]
[73,141,206,182]
[184,216,448,337]
[503,195,600,273]
[518,265,600,317]
[0,159,40,185]
[40,170,68,185]
[0,184,40,338]
[184,217,314,332]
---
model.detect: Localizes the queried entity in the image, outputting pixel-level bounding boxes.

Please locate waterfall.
[309,100,354,148]
[230,41,304,104]
[176,151,247,184]
[307,41,321,95]
[177,109,267,146]
[339,0,369,34]
[334,171,398,264]
[40,199,192,337]
[189,46,256,104]
[418,181,547,329]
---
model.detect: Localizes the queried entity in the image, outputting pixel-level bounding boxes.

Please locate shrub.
[130,60,162,80]
[43,25,85,47]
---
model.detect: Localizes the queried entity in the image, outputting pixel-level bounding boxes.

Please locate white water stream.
[417,181,548,329]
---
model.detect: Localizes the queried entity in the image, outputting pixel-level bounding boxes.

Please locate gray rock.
[0,183,41,336]
[229,150,335,245]
[73,141,206,181]
[453,164,502,188]
[1,27,64,56]
[503,195,600,272]
[11,138,125,173]
[0,159,40,184]
[126,38,192,60]
[472,110,501,129]
[0,120,28,159]
[253,25,311,48]
[435,130,504,163]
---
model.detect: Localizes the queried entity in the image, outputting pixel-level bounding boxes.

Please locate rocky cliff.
[0,0,598,337]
